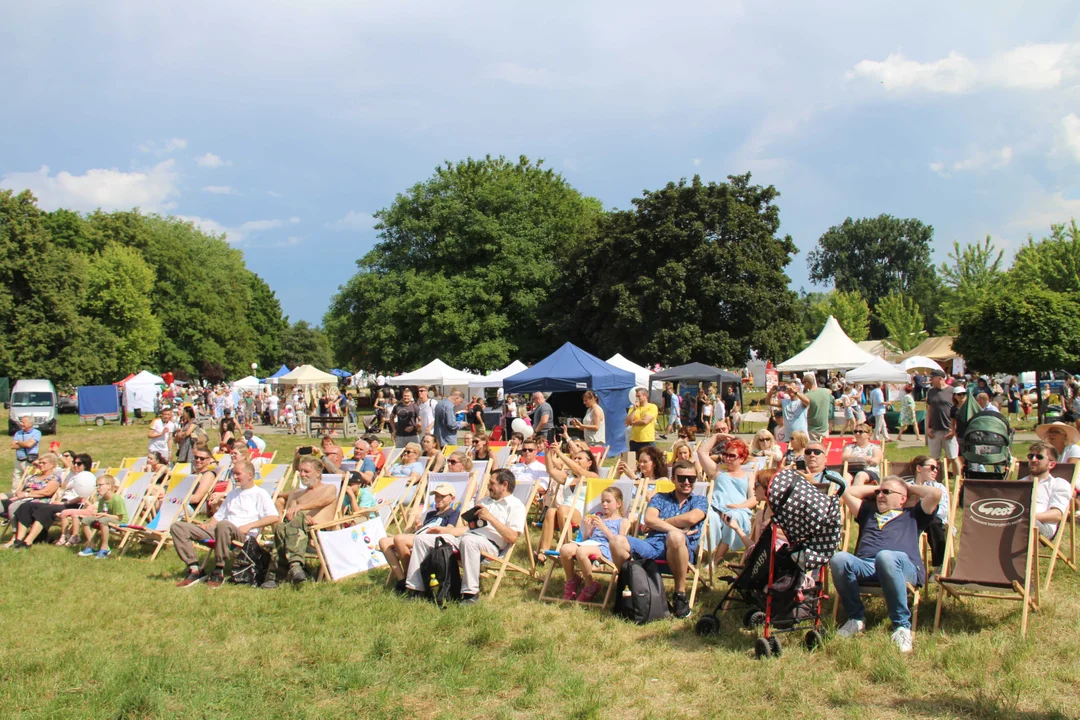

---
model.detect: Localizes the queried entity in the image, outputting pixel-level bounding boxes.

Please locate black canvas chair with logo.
[934,477,1039,637]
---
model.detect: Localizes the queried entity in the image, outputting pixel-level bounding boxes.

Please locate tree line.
[0,189,331,388]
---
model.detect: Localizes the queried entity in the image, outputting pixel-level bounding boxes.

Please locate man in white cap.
[925,370,960,477]
[379,481,462,593]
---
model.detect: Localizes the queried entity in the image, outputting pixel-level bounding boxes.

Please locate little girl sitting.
[559,487,628,603]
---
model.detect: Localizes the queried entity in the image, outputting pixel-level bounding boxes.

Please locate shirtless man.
[262,456,339,588]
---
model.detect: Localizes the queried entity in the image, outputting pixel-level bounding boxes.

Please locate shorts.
[628,533,699,561]
[927,433,959,460]
[80,515,109,528]
[629,441,655,453]
[577,540,612,561]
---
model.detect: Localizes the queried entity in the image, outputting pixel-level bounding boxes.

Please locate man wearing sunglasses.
[610,459,707,619]
[1022,443,1071,540]
[831,475,941,653]
[800,441,844,488]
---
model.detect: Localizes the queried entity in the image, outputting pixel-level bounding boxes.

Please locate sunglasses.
[674,475,696,484]
[875,488,905,498]
[854,430,868,435]
[720,453,740,460]
[195,455,212,461]
[448,459,464,465]
[921,464,939,471]
[402,449,416,455]
[1028,453,1047,461]
[805,448,825,456]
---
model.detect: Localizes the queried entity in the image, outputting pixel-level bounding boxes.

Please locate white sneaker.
[836,619,865,638]
[891,626,913,653]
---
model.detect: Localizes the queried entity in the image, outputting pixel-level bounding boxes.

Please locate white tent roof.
[777,316,876,372]
[127,370,164,385]
[277,364,339,386]
[232,375,261,390]
[845,356,910,384]
[388,359,484,387]
[901,356,944,374]
[468,360,528,390]
[606,353,652,389]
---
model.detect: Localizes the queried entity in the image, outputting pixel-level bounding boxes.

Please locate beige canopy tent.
[899,336,958,362]
[277,365,340,386]
[777,316,876,372]
[856,340,901,361]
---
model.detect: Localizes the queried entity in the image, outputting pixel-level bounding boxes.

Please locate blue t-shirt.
[391,460,427,478]
[782,397,808,434]
[14,428,42,461]
[870,388,887,417]
[418,507,461,532]
[854,499,931,585]
[645,490,708,544]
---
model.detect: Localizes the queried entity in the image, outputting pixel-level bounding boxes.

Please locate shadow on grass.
[895,696,1070,720]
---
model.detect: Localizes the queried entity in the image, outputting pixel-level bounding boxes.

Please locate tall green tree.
[246,273,287,371]
[555,174,804,365]
[807,214,940,335]
[281,320,334,370]
[326,155,602,371]
[1011,220,1080,294]
[805,290,871,343]
[937,236,1004,334]
[874,293,925,352]
[83,242,161,375]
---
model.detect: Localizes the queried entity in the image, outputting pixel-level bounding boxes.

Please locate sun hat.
[1036,422,1080,445]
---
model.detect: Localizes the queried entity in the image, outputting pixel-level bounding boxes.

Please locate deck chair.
[386,456,435,530]
[318,473,349,521]
[647,479,713,609]
[830,532,925,636]
[309,516,390,582]
[375,448,404,479]
[537,477,642,606]
[115,472,155,529]
[402,472,476,529]
[254,464,290,505]
[1012,462,1080,592]
[885,461,918,481]
[479,478,540,597]
[493,446,512,469]
[934,477,1040,637]
[117,473,199,560]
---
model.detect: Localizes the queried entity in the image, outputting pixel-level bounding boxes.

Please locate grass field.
[2,416,1079,719]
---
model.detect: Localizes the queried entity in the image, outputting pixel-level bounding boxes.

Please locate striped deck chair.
[255,464,290,505]
[117,473,199,561]
[641,478,714,609]
[310,516,390,582]
[479,477,541,597]
[538,476,642,606]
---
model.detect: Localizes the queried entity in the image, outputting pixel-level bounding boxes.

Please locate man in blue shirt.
[831,476,941,654]
[767,381,809,437]
[10,416,42,492]
[434,390,463,448]
[610,459,707,619]
[870,382,891,442]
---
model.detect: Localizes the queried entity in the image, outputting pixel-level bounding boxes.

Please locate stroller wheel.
[695,615,720,636]
[768,636,782,657]
[742,609,765,628]
[804,630,823,651]
[753,637,772,659]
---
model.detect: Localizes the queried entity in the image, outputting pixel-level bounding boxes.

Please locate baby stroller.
[695,469,845,658]
[961,409,1013,479]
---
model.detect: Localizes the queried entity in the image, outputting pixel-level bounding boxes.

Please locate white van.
[7,379,58,435]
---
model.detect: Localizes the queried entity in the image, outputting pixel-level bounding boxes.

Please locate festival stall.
[387,358,485,397]
[649,362,743,426]
[232,375,261,393]
[120,370,164,415]
[777,316,876,372]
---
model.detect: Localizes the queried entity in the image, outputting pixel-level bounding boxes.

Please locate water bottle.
[429,573,441,607]
[622,585,632,600]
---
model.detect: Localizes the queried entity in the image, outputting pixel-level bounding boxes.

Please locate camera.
[460,506,487,528]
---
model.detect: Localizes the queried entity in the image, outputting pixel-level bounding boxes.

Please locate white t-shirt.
[418,398,437,432]
[268,395,279,412]
[1032,474,1072,538]
[1060,444,1080,463]
[510,460,549,488]
[469,493,526,551]
[247,435,267,452]
[148,419,175,457]
[214,484,279,537]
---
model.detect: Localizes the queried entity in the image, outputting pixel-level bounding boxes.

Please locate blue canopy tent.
[263,364,291,383]
[330,368,353,378]
[503,342,635,455]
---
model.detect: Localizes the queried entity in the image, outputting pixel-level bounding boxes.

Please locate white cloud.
[485,61,552,87]
[176,214,235,240]
[240,218,284,232]
[195,152,231,168]
[275,235,304,247]
[1060,114,1080,163]
[175,215,295,244]
[326,210,376,230]
[847,51,978,93]
[0,160,179,212]
[1007,189,1080,231]
[266,190,282,198]
[138,137,187,154]
[202,185,238,195]
[288,216,300,224]
[931,145,1013,176]
[848,43,1079,94]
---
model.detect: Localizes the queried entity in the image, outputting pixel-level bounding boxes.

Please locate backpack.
[230,537,272,586]
[419,537,461,607]
[613,559,670,624]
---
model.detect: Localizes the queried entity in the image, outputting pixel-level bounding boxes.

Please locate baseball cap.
[243,430,253,439]
[953,385,967,394]
[430,483,457,497]
[930,368,947,378]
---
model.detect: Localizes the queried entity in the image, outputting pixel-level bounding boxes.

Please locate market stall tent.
[277,365,340,386]
[121,370,164,413]
[898,336,958,362]
[777,316,876,372]
[232,375,261,392]
[388,359,484,391]
[845,356,910,384]
[504,343,634,454]
[468,360,528,394]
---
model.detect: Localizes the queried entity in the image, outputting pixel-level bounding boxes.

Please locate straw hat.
[1036,421,1080,445]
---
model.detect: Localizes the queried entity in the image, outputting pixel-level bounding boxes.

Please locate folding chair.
[640,479,714,609]
[884,461,917,481]
[401,472,476,529]
[934,477,1040,637]
[493,446,512,469]
[1012,462,1080,592]
[115,471,155,529]
[479,478,540,597]
[537,477,642,606]
[309,516,390,582]
[386,456,435,531]
[254,464,290,506]
[117,473,199,560]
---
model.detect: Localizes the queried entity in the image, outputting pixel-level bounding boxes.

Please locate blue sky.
[2,1,1079,324]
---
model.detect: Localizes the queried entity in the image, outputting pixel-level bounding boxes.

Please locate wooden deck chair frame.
[479,478,540,597]
[117,473,199,561]
[933,476,1040,637]
[537,476,643,607]
[1025,462,1079,592]
[387,455,436,532]
[640,478,714,609]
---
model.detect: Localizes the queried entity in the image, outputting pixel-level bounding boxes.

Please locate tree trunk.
[1036,370,1044,426]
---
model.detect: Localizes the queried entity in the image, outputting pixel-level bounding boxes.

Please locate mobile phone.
[795,457,807,472]
[297,446,314,455]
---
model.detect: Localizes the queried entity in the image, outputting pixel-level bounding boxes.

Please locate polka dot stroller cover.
[766,468,844,571]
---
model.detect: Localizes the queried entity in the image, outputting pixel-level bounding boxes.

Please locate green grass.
[2,416,1079,718]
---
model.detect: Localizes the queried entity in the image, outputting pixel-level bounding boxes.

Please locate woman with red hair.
[698,434,755,561]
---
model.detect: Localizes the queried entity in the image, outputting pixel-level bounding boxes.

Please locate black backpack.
[613,559,670,624]
[419,537,462,607]
[230,537,272,586]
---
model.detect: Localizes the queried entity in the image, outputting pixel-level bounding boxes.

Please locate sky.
[2,1,1079,325]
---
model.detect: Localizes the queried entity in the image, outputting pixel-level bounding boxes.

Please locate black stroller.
[696,468,846,658]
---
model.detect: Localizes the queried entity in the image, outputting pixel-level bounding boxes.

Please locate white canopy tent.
[277,365,340,386]
[468,360,528,394]
[388,359,485,395]
[122,370,164,413]
[777,316,876,372]
[901,356,944,374]
[232,375,261,392]
[607,353,665,404]
[845,356,910,384]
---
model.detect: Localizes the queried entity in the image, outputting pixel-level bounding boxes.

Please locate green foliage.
[937,236,1004,334]
[247,274,287,371]
[326,155,602,370]
[280,320,334,369]
[874,293,925,352]
[806,290,870,343]
[1011,220,1080,294]
[954,287,1080,373]
[554,174,804,366]
[808,214,939,333]
[84,242,162,376]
